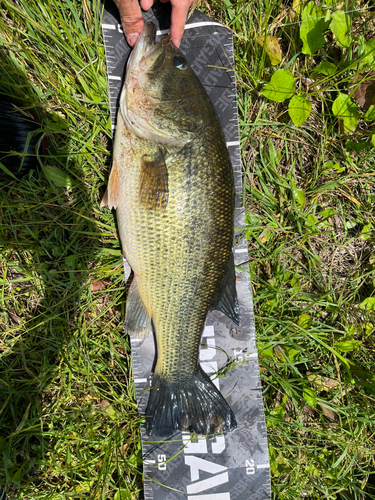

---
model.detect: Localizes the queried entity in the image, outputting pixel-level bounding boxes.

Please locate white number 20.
[245,459,255,475]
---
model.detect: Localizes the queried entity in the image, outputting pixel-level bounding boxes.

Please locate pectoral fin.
[211,253,241,326]
[101,159,120,209]
[125,280,151,340]
[139,149,168,211]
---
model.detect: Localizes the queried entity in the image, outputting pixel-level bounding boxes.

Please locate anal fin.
[101,159,120,209]
[125,280,151,341]
[211,253,241,326]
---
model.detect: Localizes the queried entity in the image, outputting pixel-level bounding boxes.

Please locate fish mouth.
[127,22,175,73]
[127,22,157,71]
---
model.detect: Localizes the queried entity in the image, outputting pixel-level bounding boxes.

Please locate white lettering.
[188,493,230,500]
[158,454,166,471]
[200,337,216,361]
[182,433,208,454]
[201,361,219,389]
[184,456,226,482]
[187,472,229,494]
[211,435,225,454]
[202,325,215,337]
[245,459,255,475]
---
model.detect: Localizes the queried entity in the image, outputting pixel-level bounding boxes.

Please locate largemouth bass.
[102,22,240,436]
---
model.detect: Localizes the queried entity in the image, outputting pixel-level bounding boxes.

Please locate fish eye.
[173,56,187,70]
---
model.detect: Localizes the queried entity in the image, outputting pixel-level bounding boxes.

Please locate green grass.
[1,0,375,499]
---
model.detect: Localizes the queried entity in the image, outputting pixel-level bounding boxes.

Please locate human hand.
[113,0,196,48]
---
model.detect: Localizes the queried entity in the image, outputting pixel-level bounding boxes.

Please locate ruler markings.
[157,20,223,36]
[257,463,270,469]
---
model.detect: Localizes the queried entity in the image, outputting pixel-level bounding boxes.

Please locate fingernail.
[126,33,139,47]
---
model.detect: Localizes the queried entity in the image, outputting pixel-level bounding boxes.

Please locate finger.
[140,0,153,10]
[113,0,144,46]
[168,0,192,47]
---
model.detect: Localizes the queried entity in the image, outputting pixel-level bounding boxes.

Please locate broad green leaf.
[330,11,351,48]
[364,105,375,121]
[300,2,329,55]
[292,187,306,207]
[50,113,69,132]
[114,490,132,500]
[332,93,359,133]
[359,297,375,311]
[10,467,23,485]
[313,61,337,76]
[303,386,317,408]
[345,140,369,152]
[64,255,77,268]
[258,343,274,359]
[372,134,375,147]
[361,39,375,66]
[291,275,301,290]
[305,214,319,227]
[334,340,362,352]
[288,94,312,126]
[42,165,72,188]
[256,35,282,65]
[292,0,303,14]
[365,322,374,335]
[319,207,335,218]
[323,160,344,172]
[287,348,301,363]
[298,313,312,328]
[262,69,296,102]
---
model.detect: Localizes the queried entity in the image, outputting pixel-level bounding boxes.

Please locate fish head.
[120,22,206,147]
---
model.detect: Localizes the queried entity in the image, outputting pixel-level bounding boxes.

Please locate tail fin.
[145,369,237,437]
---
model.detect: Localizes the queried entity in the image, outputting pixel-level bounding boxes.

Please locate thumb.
[113,0,144,47]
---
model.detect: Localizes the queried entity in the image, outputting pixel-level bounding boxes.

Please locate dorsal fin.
[101,159,120,209]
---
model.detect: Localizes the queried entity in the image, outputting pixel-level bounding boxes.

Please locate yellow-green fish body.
[102,23,239,436]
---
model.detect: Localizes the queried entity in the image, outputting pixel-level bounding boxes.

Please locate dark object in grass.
[0,97,45,180]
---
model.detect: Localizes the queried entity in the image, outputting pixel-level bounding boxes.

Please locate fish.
[101,22,240,437]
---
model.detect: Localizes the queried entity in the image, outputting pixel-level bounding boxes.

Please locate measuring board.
[101,2,271,499]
